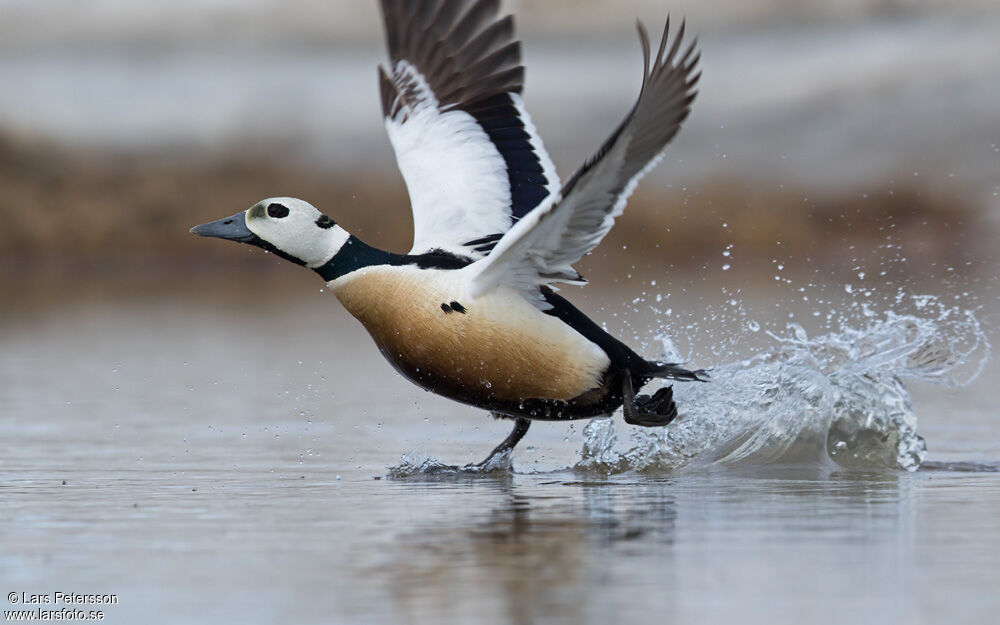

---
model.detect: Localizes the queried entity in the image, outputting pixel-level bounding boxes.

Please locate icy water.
[1,284,998,624]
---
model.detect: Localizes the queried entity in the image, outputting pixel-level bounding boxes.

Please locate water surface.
[1,287,997,624]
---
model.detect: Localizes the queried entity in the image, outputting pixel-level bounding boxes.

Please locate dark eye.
[267,203,289,218]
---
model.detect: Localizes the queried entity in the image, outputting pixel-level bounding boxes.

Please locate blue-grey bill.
[190,212,256,242]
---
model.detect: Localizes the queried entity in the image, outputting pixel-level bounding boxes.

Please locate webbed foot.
[622,372,679,427]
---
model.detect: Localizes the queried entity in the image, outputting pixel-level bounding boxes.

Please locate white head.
[192,197,350,268]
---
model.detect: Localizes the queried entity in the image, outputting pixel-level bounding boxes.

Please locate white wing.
[379,0,560,259]
[467,19,700,306]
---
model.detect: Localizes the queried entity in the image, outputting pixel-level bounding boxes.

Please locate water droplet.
[790,323,808,341]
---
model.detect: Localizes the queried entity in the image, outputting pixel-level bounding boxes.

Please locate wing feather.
[467,18,700,306]
[379,0,559,258]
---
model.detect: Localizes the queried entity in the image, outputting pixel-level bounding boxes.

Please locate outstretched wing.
[467,18,700,306]
[379,0,560,259]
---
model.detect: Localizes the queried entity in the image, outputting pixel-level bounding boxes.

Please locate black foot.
[422,416,531,474]
[622,372,679,427]
[465,416,531,471]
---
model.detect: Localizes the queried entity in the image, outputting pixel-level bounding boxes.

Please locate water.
[1,281,997,624]
[574,300,988,474]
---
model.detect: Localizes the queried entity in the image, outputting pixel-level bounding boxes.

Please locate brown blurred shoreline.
[0,131,989,300]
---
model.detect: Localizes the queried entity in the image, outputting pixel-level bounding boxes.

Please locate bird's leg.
[622,371,678,427]
[465,416,531,472]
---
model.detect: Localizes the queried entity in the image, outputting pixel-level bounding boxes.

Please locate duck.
[192,0,706,471]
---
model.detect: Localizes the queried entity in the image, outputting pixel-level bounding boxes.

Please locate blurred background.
[1,0,998,302]
[3,3,999,624]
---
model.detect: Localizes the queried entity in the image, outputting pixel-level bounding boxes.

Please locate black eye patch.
[267,203,290,218]
[315,214,335,229]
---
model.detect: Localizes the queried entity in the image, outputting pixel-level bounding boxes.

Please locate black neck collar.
[313,237,401,281]
[313,237,474,281]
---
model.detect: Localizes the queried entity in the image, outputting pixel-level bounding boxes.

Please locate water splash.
[578,298,989,473]
[387,292,989,478]
[388,449,516,478]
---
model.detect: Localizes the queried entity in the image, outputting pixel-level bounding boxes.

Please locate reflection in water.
[376,469,919,625]
[382,480,593,625]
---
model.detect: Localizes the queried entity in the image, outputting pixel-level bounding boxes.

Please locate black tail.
[645,361,710,382]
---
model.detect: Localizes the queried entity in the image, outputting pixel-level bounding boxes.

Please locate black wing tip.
[636,20,652,80]
[651,15,699,71]
[380,0,525,112]
[633,14,702,97]
[378,65,396,118]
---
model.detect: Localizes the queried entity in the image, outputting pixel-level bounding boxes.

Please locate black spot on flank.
[316,214,335,229]
[267,203,290,218]
[449,301,467,314]
[441,303,453,314]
